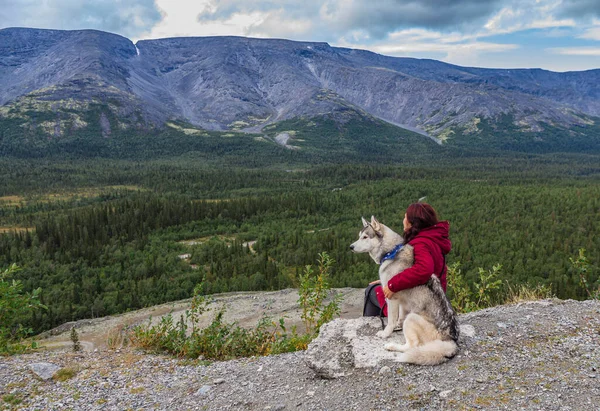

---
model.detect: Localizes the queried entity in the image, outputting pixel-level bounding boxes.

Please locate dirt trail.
[34,288,365,351]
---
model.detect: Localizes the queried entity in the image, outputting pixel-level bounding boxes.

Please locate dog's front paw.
[384,342,399,351]
[385,342,408,352]
[376,330,392,339]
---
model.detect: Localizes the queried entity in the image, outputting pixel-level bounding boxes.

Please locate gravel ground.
[1,298,599,410]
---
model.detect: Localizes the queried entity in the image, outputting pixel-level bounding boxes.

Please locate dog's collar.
[380,243,404,264]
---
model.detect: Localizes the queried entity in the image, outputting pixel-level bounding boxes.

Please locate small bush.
[448,262,503,313]
[570,248,600,300]
[447,262,476,313]
[70,327,82,352]
[449,261,560,311]
[106,326,129,350]
[269,319,313,353]
[130,253,342,359]
[473,264,503,308]
[298,252,342,335]
[131,296,283,360]
[0,264,46,355]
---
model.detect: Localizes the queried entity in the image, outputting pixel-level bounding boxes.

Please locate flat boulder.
[28,362,61,380]
[305,317,404,378]
[306,317,476,379]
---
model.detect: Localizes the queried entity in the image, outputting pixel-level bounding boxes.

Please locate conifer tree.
[70,327,82,352]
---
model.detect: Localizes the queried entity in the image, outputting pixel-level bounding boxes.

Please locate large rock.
[306,317,476,379]
[28,362,60,380]
[305,317,403,378]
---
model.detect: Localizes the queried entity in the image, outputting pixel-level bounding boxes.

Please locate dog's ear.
[361,216,369,228]
[370,215,382,232]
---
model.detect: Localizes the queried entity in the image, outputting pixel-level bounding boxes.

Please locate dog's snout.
[349,244,354,250]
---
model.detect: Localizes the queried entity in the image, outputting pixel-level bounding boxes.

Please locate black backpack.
[363,283,386,329]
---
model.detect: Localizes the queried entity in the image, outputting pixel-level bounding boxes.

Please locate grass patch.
[35,185,143,203]
[0,195,24,206]
[0,186,143,207]
[0,226,34,234]
[2,394,23,406]
[52,367,78,382]
[505,283,554,304]
[178,235,236,246]
[106,326,129,350]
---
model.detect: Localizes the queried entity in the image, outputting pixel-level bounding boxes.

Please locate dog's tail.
[398,340,459,366]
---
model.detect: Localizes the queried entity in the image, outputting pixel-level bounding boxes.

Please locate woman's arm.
[387,241,435,293]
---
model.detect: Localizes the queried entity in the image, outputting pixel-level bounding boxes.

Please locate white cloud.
[1,0,161,39]
[372,40,518,55]
[387,28,479,44]
[196,0,504,36]
[245,10,314,39]
[579,27,600,41]
[548,47,600,56]
[539,27,577,38]
[141,0,255,40]
[116,0,600,73]
[482,1,576,37]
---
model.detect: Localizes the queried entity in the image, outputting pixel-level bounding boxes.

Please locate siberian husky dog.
[350,216,459,365]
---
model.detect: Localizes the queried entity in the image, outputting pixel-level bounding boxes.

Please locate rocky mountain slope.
[1,296,598,410]
[1,27,599,146]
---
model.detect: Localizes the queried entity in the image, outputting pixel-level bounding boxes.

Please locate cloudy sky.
[1,0,600,72]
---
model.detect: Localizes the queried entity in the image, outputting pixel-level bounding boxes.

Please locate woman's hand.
[369,279,381,285]
[383,285,394,299]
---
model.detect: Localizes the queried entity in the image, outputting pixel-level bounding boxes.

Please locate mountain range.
[1,27,600,155]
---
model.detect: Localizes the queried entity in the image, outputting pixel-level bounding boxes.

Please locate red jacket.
[387,221,451,293]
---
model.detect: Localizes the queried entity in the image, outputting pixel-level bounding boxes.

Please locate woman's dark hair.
[403,203,439,243]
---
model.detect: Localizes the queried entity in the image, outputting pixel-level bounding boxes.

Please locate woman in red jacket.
[383,202,451,299]
[364,203,450,316]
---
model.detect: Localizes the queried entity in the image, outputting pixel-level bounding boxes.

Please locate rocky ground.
[1,297,599,410]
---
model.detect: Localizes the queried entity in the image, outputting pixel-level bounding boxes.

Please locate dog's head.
[349,216,383,253]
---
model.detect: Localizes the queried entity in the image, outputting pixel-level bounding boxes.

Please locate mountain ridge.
[1,27,599,152]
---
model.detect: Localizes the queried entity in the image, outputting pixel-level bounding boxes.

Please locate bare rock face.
[305,317,476,378]
[28,362,60,380]
[305,317,393,378]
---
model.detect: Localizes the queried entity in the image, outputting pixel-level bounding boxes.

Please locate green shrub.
[130,253,341,360]
[448,261,561,312]
[474,264,503,308]
[0,264,46,355]
[130,255,341,360]
[448,262,503,313]
[70,327,82,352]
[570,248,600,300]
[298,252,342,335]
[447,262,476,313]
[131,292,282,360]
